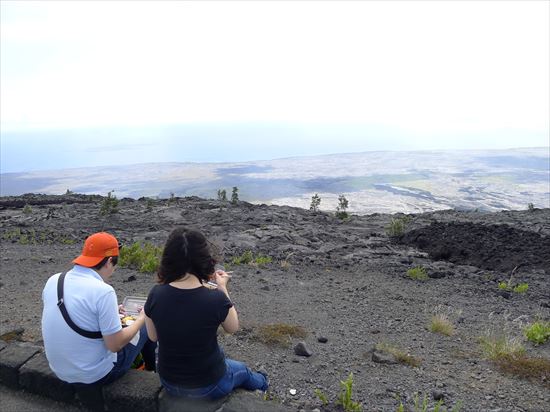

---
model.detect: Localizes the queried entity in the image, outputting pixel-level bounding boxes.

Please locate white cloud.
[1,0,548,143]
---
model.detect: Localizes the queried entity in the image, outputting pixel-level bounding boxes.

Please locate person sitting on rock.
[144,227,268,399]
[41,232,156,409]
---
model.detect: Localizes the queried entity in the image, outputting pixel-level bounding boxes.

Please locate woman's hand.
[214,270,232,289]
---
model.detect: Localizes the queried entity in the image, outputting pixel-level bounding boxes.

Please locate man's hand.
[118,304,127,316]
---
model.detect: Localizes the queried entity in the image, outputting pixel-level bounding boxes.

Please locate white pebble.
[289,388,297,395]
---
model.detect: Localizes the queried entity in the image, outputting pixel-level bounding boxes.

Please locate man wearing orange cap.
[41,232,154,407]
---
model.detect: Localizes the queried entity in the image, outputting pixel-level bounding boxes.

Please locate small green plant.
[231,187,239,204]
[217,189,227,201]
[336,373,362,412]
[524,321,550,345]
[254,254,272,266]
[231,251,272,267]
[406,393,462,412]
[386,216,410,237]
[430,313,455,336]
[314,388,328,406]
[22,204,32,214]
[407,266,428,281]
[335,194,349,219]
[513,283,529,293]
[310,193,321,212]
[119,242,163,273]
[527,202,535,211]
[99,191,119,215]
[231,250,253,265]
[413,393,429,412]
[498,280,529,293]
[255,323,307,347]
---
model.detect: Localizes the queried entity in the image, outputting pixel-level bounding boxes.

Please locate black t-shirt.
[144,284,233,387]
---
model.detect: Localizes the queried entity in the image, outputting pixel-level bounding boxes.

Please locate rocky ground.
[0,194,549,412]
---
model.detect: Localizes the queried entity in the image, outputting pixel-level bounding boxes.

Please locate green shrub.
[99,191,119,215]
[119,242,163,273]
[145,197,154,211]
[22,204,32,214]
[336,373,362,412]
[528,203,535,212]
[336,194,349,219]
[386,217,408,237]
[524,321,550,345]
[386,215,411,237]
[407,266,428,281]
[310,193,321,212]
[217,189,227,201]
[231,187,239,204]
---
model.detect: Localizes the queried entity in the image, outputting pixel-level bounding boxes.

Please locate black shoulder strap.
[57,272,103,339]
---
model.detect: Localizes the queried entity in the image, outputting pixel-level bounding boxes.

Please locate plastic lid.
[122,296,147,316]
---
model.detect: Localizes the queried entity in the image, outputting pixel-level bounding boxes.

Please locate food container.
[122,296,147,316]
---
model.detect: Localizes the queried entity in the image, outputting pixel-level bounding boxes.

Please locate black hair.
[157,227,215,284]
[91,256,118,271]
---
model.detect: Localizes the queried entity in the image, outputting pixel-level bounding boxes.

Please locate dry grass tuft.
[255,323,307,347]
[375,343,421,367]
[430,313,455,336]
[479,332,550,387]
[479,334,525,360]
[494,354,550,388]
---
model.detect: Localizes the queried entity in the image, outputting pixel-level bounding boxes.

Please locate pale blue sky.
[1,1,549,173]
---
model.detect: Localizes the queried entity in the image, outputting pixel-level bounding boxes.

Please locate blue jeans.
[161,359,268,400]
[101,324,155,384]
[72,325,156,411]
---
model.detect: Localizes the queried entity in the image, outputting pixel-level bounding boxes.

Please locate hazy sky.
[1,1,549,172]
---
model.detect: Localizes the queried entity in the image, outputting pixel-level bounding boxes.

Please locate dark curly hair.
[157,227,216,284]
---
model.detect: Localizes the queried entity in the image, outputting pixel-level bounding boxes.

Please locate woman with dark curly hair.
[143,227,268,399]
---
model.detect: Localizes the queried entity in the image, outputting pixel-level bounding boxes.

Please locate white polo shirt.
[41,265,122,384]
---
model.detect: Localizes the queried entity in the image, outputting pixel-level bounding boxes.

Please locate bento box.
[120,296,146,326]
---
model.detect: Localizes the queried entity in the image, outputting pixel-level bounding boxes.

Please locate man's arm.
[103,312,145,353]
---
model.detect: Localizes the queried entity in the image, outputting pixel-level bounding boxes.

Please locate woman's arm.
[144,314,158,342]
[216,271,239,333]
[221,306,239,334]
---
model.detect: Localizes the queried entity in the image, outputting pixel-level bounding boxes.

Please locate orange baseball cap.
[73,232,120,267]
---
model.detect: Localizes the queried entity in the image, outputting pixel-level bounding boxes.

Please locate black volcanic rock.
[399,221,550,272]
[1,194,549,411]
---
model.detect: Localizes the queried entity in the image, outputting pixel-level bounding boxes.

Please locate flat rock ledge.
[0,340,289,411]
